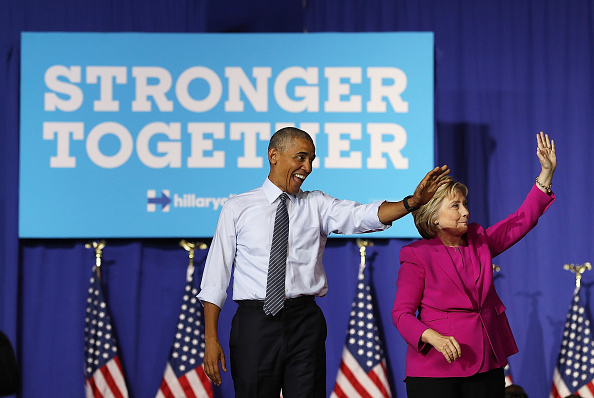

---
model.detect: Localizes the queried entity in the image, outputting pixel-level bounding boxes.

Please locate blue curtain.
[2,1,594,397]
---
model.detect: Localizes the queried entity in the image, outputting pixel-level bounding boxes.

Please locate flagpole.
[563,262,592,290]
[85,240,106,280]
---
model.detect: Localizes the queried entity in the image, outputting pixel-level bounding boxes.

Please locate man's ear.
[268,147,278,165]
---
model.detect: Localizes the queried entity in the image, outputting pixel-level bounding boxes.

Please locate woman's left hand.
[536,131,556,192]
[536,131,556,172]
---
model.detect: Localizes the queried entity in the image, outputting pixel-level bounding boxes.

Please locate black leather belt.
[235,295,315,309]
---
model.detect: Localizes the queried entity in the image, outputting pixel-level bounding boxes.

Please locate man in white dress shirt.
[198,127,449,397]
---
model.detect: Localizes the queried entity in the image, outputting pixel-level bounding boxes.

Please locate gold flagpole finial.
[356,239,374,275]
[85,240,106,280]
[563,262,592,289]
[180,240,208,277]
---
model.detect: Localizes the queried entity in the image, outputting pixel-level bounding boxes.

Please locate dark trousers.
[405,367,505,398]
[229,297,327,398]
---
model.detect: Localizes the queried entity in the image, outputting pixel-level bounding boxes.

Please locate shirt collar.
[263,178,296,204]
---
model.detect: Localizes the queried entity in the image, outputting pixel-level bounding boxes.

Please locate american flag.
[156,266,213,398]
[84,266,129,398]
[331,269,392,398]
[504,364,513,387]
[551,287,594,398]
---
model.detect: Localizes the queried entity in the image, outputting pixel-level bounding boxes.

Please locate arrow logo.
[147,190,171,212]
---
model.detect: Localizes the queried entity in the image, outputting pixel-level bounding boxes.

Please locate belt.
[235,295,315,309]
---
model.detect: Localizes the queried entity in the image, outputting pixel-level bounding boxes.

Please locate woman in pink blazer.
[392,132,557,398]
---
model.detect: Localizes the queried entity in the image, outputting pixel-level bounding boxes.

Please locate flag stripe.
[179,374,198,398]
[587,382,594,396]
[157,373,174,398]
[345,348,389,397]
[330,383,347,398]
[551,368,570,398]
[579,382,594,398]
[106,358,127,397]
[333,369,361,398]
[94,360,126,398]
[157,379,173,398]
[369,362,390,397]
[162,363,186,397]
[85,380,94,398]
[87,376,102,398]
[340,359,372,398]
[185,367,213,398]
[196,365,213,397]
[99,365,121,398]
[93,367,111,398]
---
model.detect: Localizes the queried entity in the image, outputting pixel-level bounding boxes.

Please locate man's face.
[268,137,316,195]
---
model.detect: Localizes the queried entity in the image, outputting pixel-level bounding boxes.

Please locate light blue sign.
[19,32,434,238]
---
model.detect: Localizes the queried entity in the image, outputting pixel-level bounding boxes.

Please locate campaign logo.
[147,190,171,212]
[147,189,233,213]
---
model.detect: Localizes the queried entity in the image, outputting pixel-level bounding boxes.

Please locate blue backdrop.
[2,1,593,397]
[18,31,434,239]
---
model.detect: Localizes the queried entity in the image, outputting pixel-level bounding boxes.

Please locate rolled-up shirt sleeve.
[197,201,237,309]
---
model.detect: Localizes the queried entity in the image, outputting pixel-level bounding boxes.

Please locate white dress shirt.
[197,178,390,309]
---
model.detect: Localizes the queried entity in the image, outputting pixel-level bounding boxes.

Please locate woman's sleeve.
[486,184,555,257]
[392,245,431,352]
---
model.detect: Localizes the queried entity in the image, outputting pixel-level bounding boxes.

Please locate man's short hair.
[268,127,314,153]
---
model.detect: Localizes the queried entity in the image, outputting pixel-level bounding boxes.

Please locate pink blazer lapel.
[427,238,469,298]
[466,232,496,305]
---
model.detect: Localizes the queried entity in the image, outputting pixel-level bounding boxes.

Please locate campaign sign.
[19,32,434,238]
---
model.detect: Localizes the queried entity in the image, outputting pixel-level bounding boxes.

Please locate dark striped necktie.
[263,193,289,316]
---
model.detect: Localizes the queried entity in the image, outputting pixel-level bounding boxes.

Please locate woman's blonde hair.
[412,176,468,239]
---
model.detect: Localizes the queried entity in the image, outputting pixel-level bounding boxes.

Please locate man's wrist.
[403,195,419,212]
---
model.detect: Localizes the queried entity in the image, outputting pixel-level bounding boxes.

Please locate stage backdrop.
[3,1,594,398]
[19,31,433,239]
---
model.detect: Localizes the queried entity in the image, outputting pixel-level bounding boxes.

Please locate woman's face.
[435,190,469,242]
